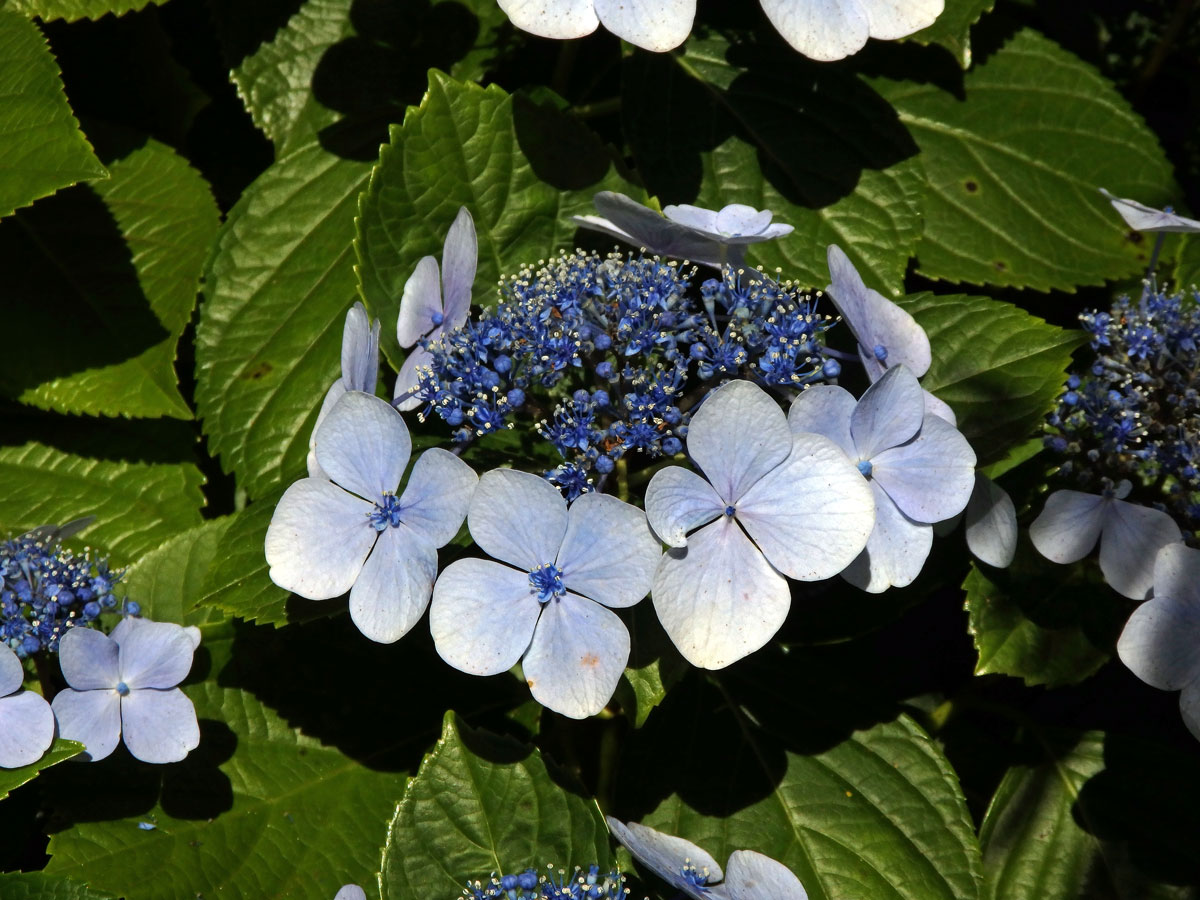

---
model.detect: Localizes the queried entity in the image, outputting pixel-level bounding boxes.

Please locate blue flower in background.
[0,644,54,768]
[52,617,201,764]
[645,380,874,668]
[429,468,661,718]
[789,364,976,592]
[269,391,477,643]
[606,817,809,900]
[308,301,382,480]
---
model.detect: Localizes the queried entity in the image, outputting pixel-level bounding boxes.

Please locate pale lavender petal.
[849,365,925,460]
[394,345,433,412]
[396,255,442,348]
[121,688,200,764]
[440,207,477,331]
[0,644,23,696]
[58,627,119,691]
[557,493,661,608]
[265,478,377,600]
[0,692,54,768]
[687,380,792,504]
[591,193,732,267]
[662,203,720,232]
[761,0,869,60]
[497,0,599,38]
[594,0,693,51]
[861,0,943,39]
[114,618,197,691]
[1099,188,1200,233]
[737,432,875,581]
[51,688,122,762]
[1099,500,1182,599]
[644,465,724,548]
[314,391,411,501]
[871,414,976,523]
[570,214,639,248]
[522,593,628,718]
[715,204,773,236]
[1117,591,1200,691]
[341,302,380,393]
[726,851,808,900]
[335,887,367,900]
[429,559,541,676]
[965,475,1017,568]
[787,384,856,457]
[606,818,721,900]
[1153,542,1200,607]
[1180,682,1200,742]
[349,525,438,644]
[468,468,567,570]
[307,379,347,480]
[1029,490,1106,564]
[652,516,790,669]
[842,482,933,592]
[397,448,477,548]
[923,390,957,425]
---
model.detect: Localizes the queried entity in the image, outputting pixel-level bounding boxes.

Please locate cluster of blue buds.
[1045,288,1200,539]
[0,525,135,657]
[461,865,627,900]
[413,250,835,499]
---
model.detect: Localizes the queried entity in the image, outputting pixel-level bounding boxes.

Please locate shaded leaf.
[123,519,235,627]
[3,0,167,22]
[0,872,114,899]
[0,740,83,802]
[909,0,995,68]
[1174,233,1200,289]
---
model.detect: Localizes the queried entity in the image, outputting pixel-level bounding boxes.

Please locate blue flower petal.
[644,465,724,548]
[396,448,477,548]
[334,887,367,900]
[430,558,541,676]
[51,688,122,762]
[593,0,693,51]
[307,379,348,480]
[341,301,380,394]
[113,617,197,691]
[439,208,477,332]
[396,255,442,349]
[965,474,1017,568]
[1099,499,1182,599]
[1100,188,1200,233]
[497,0,599,40]
[605,818,722,900]
[849,364,925,461]
[842,481,933,592]
[1028,490,1107,564]
[0,645,24,697]
[759,0,869,61]
[394,345,433,411]
[787,383,856,457]
[871,413,976,524]
[1117,547,1200,692]
[725,850,808,900]
[349,525,438,644]
[0,692,54,768]
[468,469,567,571]
[121,687,200,764]
[314,392,411,502]
[557,493,660,608]
[687,381,792,505]
[58,628,119,691]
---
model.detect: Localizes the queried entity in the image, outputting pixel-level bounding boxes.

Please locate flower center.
[431,311,444,327]
[368,493,404,531]
[724,505,736,517]
[116,681,130,697]
[529,563,566,603]
[857,459,873,478]
[679,858,711,888]
[873,342,888,363]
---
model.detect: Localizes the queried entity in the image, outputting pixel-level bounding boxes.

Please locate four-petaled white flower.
[497,0,695,52]
[645,379,875,669]
[267,391,478,643]
[1100,188,1200,233]
[0,644,54,768]
[309,301,381,481]
[429,468,661,719]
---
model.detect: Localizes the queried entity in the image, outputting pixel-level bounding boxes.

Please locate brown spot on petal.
[580,653,600,668]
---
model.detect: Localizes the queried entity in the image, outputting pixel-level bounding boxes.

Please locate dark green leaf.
[0,872,115,899]
[0,740,83,802]
[909,0,995,68]
[1174,233,1200,289]
[123,519,235,627]
[3,0,167,22]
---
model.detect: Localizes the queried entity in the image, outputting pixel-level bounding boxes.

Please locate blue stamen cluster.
[529,563,567,603]
[1045,288,1200,540]
[461,865,627,900]
[0,529,131,657]
[412,251,836,499]
[369,493,405,531]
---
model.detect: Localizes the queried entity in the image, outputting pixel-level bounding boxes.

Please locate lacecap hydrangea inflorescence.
[460,865,628,900]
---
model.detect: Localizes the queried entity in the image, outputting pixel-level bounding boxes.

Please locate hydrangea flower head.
[788,364,975,592]
[575,192,793,268]
[497,0,695,52]
[761,0,943,61]
[1117,543,1200,740]
[460,865,627,899]
[1099,188,1200,233]
[606,817,809,900]
[395,207,477,410]
[430,468,661,718]
[308,301,381,480]
[1029,480,1182,600]
[645,379,875,668]
[51,617,201,763]
[0,644,54,768]
[269,391,478,643]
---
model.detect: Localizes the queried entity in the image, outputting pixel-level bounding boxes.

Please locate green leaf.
[195,141,373,497]
[123,519,235,627]
[0,138,218,418]
[2,0,168,22]
[909,0,995,68]
[621,36,925,292]
[0,739,83,802]
[895,292,1084,466]
[381,713,611,899]
[874,29,1177,291]
[1174,233,1200,289]
[0,872,114,899]
[0,8,106,218]
[355,72,642,368]
[981,730,1200,899]
[614,604,687,728]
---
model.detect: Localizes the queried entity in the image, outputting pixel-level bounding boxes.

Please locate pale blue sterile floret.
[333,886,365,900]
[788,365,976,593]
[574,192,793,269]
[1029,479,1182,600]
[395,207,477,411]
[964,473,1018,569]
[645,380,875,669]
[1117,543,1200,741]
[606,817,809,900]
[268,391,478,643]
[51,617,201,764]
[0,643,54,768]
[429,468,661,718]
[1099,188,1200,233]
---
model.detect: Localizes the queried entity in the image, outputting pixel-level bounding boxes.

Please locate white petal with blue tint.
[1100,188,1200,233]
[594,0,693,52]
[307,379,347,480]
[497,0,600,39]
[396,255,442,348]
[842,481,932,592]
[1151,542,1200,607]
[430,559,541,676]
[0,692,54,768]
[341,301,380,393]
[605,817,722,900]
[468,468,568,570]
[114,617,197,690]
[1181,682,1200,741]
[965,474,1017,568]
[266,478,377,600]
[0,645,25,696]
[715,204,773,236]
[652,516,790,669]
[440,207,476,330]
[523,592,628,718]
[1098,499,1182,599]
[644,465,724,547]
[1118,590,1200,692]
[725,850,808,900]
[662,203,720,233]
[557,492,660,608]
[314,392,411,502]
[587,192,730,267]
[334,887,367,900]
[787,384,856,457]
[923,389,957,425]
[687,380,792,504]
[737,432,874,581]
[862,0,943,39]
[1028,490,1106,564]
[349,525,439,643]
[398,448,478,547]
[849,365,925,460]
[120,688,200,764]
[51,688,122,762]
[394,344,434,412]
[58,628,119,691]
[871,414,975,524]
[760,0,870,61]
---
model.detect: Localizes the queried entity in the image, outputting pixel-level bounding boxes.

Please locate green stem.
[573,97,622,119]
[595,717,621,813]
[616,457,630,502]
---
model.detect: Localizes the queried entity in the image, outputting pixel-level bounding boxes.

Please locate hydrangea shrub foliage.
[3,1,1200,899]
